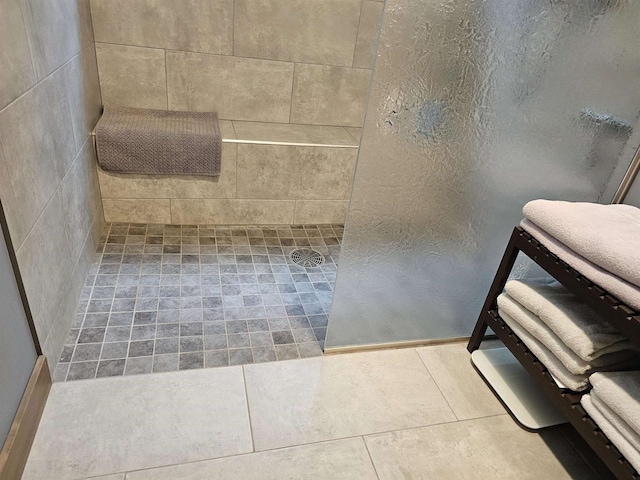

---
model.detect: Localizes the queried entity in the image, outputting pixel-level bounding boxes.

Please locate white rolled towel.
[505,279,638,361]
[497,294,638,376]
[591,371,640,436]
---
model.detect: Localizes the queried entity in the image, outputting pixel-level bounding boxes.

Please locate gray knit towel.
[95,106,221,176]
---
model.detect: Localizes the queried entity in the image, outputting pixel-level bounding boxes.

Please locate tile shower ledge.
[223,121,360,148]
[92,119,360,148]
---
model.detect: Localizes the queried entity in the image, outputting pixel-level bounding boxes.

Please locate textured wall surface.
[327,0,640,347]
[0,0,104,372]
[90,0,383,127]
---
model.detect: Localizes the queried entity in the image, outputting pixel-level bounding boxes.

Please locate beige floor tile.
[244,349,456,451]
[364,415,598,479]
[126,438,378,479]
[416,342,505,420]
[22,367,252,479]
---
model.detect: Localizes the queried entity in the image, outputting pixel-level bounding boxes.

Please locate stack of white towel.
[497,280,639,391]
[506,200,640,471]
[581,372,640,472]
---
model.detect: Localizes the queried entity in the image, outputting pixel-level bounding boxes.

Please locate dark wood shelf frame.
[468,226,640,480]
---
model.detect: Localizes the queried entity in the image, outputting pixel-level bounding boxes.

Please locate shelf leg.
[468,228,521,352]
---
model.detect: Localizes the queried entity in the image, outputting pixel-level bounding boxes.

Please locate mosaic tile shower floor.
[55,223,342,381]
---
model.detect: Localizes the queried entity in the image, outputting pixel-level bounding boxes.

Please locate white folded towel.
[498,308,589,391]
[521,219,640,311]
[505,279,638,361]
[591,371,640,436]
[497,294,637,375]
[581,394,640,473]
[591,392,640,454]
[523,200,640,289]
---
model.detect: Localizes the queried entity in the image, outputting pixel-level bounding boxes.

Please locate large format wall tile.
[98,144,237,199]
[171,199,295,224]
[60,140,102,264]
[234,0,360,67]
[291,64,371,126]
[21,0,93,79]
[16,189,74,348]
[294,200,349,224]
[0,143,28,247]
[237,144,357,200]
[167,52,294,123]
[0,69,76,241]
[43,210,102,374]
[91,0,233,55]
[96,43,167,109]
[353,1,384,69]
[103,199,171,224]
[0,0,34,109]
[64,46,102,152]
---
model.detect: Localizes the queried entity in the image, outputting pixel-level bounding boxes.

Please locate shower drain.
[290,248,325,267]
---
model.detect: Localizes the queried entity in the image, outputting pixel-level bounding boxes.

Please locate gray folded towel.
[581,394,640,472]
[497,294,637,375]
[95,106,222,176]
[591,371,640,435]
[498,308,589,391]
[505,280,638,361]
[523,200,640,289]
[521,219,640,311]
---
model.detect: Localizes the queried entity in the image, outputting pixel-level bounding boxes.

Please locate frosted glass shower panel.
[326,0,640,347]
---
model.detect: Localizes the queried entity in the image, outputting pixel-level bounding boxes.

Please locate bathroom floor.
[55,223,342,381]
[25,343,601,479]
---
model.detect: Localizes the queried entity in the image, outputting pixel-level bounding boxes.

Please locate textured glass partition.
[327,0,640,348]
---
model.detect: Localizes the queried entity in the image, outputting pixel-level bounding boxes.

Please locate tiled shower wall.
[90,0,383,225]
[0,0,104,374]
[90,0,383,126]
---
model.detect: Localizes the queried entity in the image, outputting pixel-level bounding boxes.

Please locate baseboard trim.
[323,336,471,355]
[0,356,51,480]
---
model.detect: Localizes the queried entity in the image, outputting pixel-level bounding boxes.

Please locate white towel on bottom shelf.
[505,279,638,361]
[591,371,640,436]
[581,394,640,473]
[497,294,637,375]
[591,392,640,453]
[497,308,589,391]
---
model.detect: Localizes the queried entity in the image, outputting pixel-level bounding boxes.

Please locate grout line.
[231,0,235,57]
[351,0,365,68]
[91,414,490,479]
[362,436,382,480]
[93,41,374,72]
[288,63,296,123]
[163,49,169,109]
[414,348,460,421]
[241,365,256,452]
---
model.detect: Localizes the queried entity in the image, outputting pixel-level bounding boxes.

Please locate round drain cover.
[290,249,325,267]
